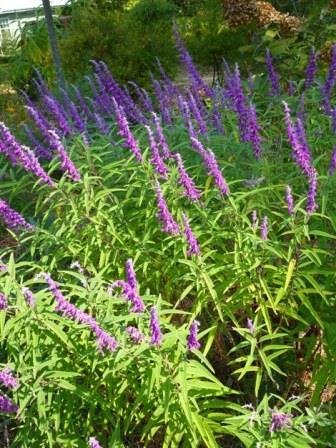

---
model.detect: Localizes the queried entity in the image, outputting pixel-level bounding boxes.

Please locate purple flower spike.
[304,47,317,90]
[288,80,295,96]
[126,326,145,344]
[285,185,294,216]
[22,146,55,186]
[307,167,318,214]
[109,260,145,314]
[89,437,103,448]
[49,130,81,182]
[266,49,280,96]
[0,395,18,414]
[145,125,168,178]
[247,319,255,335]
[43,94,71,136]
[94,113,110,136]
[113,99,143,162]
[150,306,162,346]
[187,320,201,350]
[251,210,258,230]
[269,411,292,432]
[323,44,336,99]
[174,153,201,202]
[173,24,213,98]
[0,293,7,310]
[190,137,229,195]
[188,91,207,136]
[182,213,200,257]
[0,199,33,231]
[329,146,336,175]
[152,112,171,159]
[0,367,19,389]
[95,327,118,353]
[283,103,312,175]
[22,286,35,308]
[0,121,28,165]
[24,105,53,143]
[155,181,180,235]
[202,150,229,195]
[125,259,137,291]
[248,103,262,160]
[41,273,118,354]
[229,65,250,142]
[261,215,268,240]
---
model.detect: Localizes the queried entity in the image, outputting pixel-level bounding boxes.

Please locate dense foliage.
[1,31,336,447]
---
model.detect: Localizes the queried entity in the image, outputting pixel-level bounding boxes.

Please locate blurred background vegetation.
[1,0,336,124]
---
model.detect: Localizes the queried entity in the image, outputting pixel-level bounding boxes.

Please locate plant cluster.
[0,31,336,447]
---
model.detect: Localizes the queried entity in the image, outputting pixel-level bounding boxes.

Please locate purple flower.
[304,47,317,90]
[43,94,71,136]
[0,122,54,184]
[22,146,55,186]
[23,125,52,160]
[323,44,336,99]
[0,263,7,271]
[152,112,171,159]
[187,320,201,350]
[173,24,213,98]
[248,103,262,159]
[251,210,258,230]
[329,146,336,175]
[266,49,280,96]
[93,112,110,136]
[113,99,143,162]
[174,153,201,202]
[108,260,145,313]
[191,138,229,196]
[288,80,295,96]
[269,411,292,432]
[155,181,180,235]
[126,326,145,343]
[182,213,200,257]
[0,395,18,414]
[0,199,32,231]
[49,130,81,182]
[177,95,192,132]
[187,91,207,136]
[125,259,137,291]
[229,66,250,142]
[0,367,19,389]
[0,293,7,310]
[151,76,172,126]
[129,82,154,114]
[72,85,94,121]
[156,57,180,99]
[145,125,168,178]
[24,104,54,143]
[285,185,294,216]
[211,100,225,134]
[89,437,103,448]
[247,318,255,335]
[41,273,118,354]
[261,215,268,240]
[149,306,162,346]
[307,167,318,214]
[22,287,35,308]
[283,103,312,175]
[0,121,29,165]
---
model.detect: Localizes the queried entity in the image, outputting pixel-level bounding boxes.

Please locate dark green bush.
[60,0,179,89]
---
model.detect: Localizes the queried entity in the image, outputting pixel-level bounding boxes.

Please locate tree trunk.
[42,0,66,93]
